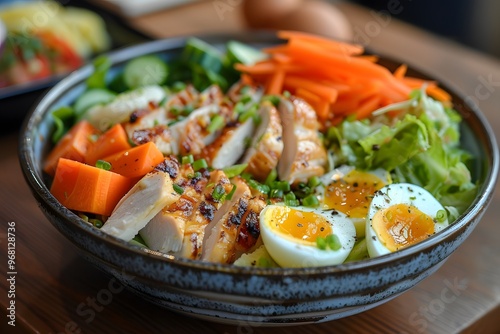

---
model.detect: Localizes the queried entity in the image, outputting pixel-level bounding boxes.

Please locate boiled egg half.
[366,183,449,257]
[317,165,391,237]
[259,205,356,268]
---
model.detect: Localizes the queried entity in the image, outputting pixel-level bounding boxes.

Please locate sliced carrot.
[277,30,364,56]
[394,64,408,79]
[102,141,164,178]
[427,85,452,102]
[284,76,338,103]
[43,120,100,176]
[50,158,135,216]
[350,95,382,120]
[266,66,286,95]
[85,124,131,166]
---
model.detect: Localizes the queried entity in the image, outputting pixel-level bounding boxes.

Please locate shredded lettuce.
[328,89,477,218]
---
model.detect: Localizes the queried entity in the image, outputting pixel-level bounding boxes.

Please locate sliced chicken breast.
[242,102,284,181]
[234,195,266,258]
[178,170,233,260]
[139,157,209,253]
[84,85,166,131]
[100,170,179,241]
[201,178,252,263]
[200,119,255,169]
[277,97,327,184]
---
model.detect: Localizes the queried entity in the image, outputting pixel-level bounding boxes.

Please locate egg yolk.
[266,206,331,243]
[372,203,435,252]
[324,170,384,219]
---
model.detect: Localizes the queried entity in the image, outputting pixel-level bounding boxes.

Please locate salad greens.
[327,88,477,220]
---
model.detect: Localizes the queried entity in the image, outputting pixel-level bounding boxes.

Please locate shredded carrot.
[102,142,164,178]
[394,64,408,79]
[43,120,99,176]
[50,158,135,216]
[235,30,453,123]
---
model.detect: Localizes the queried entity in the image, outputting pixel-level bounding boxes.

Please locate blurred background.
[349,0,500,58]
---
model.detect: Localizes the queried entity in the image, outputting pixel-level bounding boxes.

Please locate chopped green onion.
[226,184,237,200]
[436,209,447,223]
[207,115,225,133]
[284,192,296,201]
[270,189,283,199]
[241,172,253,181]
[240,85,251,94]
[173,184,184,195]
[234,101,246,114]
[308,176,321,189]
[182,155,194,165]
[302,194,319,207]
[193,158,208,171]
[223,163,248,178]
[316,236,327,250]
[96,160,112,171]
[89,218,103,228]
[240,95,252,104]
[284,199,300,207]
[212,184,226,202]
[264,169,277,186]
[283,90,291,98]
[88,133,99,143]
[270,180,290,192]
[262,95,280,107]
[188,171,202,179]
[238,108,257,123]
[257,257,273,268]
[248,179,270,195]
[78,213,89,222]
[326,234,342,251]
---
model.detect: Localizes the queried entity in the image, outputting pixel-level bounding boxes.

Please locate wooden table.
[1,2,500,333]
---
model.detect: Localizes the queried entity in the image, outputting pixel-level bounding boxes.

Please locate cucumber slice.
[226,40,267,65]
[74,88,116,117]
[123,55,168,89]
[182,37,224,72]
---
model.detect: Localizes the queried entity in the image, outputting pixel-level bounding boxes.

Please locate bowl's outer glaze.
[19,34,499,325]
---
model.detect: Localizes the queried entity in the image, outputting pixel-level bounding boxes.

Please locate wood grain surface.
[1,2,500,333]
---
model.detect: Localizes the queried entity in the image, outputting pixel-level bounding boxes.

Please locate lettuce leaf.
[328,90,477,217]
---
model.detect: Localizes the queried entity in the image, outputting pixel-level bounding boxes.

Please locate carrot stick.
[102,141,164,178]
[357,55,379,63]
[284,76,338,103]
[85,124,131,166]
[394,64,407,79]
[277,30,364,56]
[266,66,286,95]
[350,95,382,120]
[50,158,135,216]
[43,120,99,176]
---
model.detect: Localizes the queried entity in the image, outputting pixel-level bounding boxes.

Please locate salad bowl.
[19,33,499,325]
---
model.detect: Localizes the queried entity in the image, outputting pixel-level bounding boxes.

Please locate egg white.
[365,183,449,258]
[259,205,356,268]
[316,165,391,238]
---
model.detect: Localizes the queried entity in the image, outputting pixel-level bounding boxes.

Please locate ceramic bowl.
[19,34,499,326]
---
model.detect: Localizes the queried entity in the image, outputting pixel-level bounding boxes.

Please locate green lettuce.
[328,90,477,218]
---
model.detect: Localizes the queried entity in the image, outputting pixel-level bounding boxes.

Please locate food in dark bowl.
[19,32,499,325]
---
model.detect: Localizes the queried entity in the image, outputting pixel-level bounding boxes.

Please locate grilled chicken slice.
[277,97,327,184]
[178,170,233,259]
[242,103,284,181]
[123,105,173,154]
[196,84,224,107]
[201,178,252,263]
[100,170,179,241]
[227,80,263,104]
[200,119,255,169]
[168,104,220,156]
[84,85,166,131]
[234,195,266,258]
[139,157,209,253]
